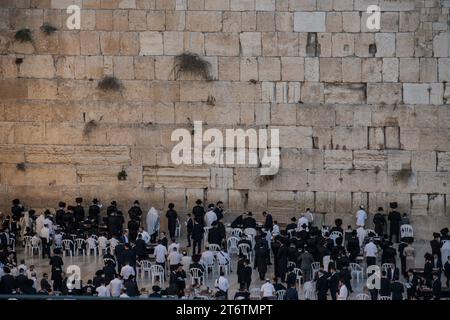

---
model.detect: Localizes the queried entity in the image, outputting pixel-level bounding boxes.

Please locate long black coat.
[254,244,268,274]
[276,245,289,280]
[191,224,204,241]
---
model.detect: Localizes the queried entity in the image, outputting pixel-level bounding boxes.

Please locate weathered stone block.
[19,55,55,78]
[320,58,342,82]
[139,31,163,55]
[375,33,396,57]
[294,12,326,32]
[362,58,382,82]
[354,150,387,170]
[186,11,222,32]
[383,58,399,82]
[324,150,353,170]
[205,33,239,56]
[324,84,366,104]
[403,83,430,104]
[367,83,402,104]
[240,32,261,56]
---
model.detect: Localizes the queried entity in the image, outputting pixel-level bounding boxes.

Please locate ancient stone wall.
[0,0,449,238]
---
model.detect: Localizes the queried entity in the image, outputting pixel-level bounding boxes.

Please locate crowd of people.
[0,198,449,300]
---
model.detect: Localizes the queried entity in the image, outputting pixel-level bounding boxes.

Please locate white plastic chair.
[189,267,205,285]
[365,229,378,237]
[244,228,257,238]
[86,238,98,256]
[227,237,239,255]
[356,293,370,300]
[293,268,303,287]
[381,263,395,274]
[275,290,286,300]
[238,243,252,263]
[250,288,261,300]
[330,231,343,246]
[287,229,295,238]
[139,260,153,279]
[74,239,86,256]
[150,264,165,285]
[62,239,73,257]
[231,228,242,238]
[400,224,413,238]
[350,263,364,282]
[311,262,321,278]
[175,219,181,238]
[304,280,315,300]
[23,236,32,254]
[98,238,109,255]
[217,260,230,275]
[30,237,41,256]
[321,226,330,237]
[208,244,221,254]
[378,295,391,300]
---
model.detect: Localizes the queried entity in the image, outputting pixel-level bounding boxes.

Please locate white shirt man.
[139,230,151,244]
[168,249,182,266]
[217,275,230,293]
[43,217,54,235]
[356,206,367,227]
[204,210,217,228]
[109,276,123,297]
[98,235,108,249]
[154,243,167,264]
[120,264,135,280]
[168,241,180,253]
[357,227,366,247]
[261,280,276,298]
[337,283,348,300]
[39,225,50,242]
[181,255,192,271]
[201,249,215,267]
[96,284,111,297]
[297,216,309,230]
[305,209,314,225]
[364,240,378,258]
[86,236,97,249]
[272,224,280,237]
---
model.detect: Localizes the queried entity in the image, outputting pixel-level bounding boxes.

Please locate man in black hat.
[388,203,402,243]
[128,200,142,223]
[169,263,186,298]
[11,199,24,222]
[149,285,162,298]
[243,212,256,229]
[89,199,101,225]
[430,232,442,262]
[55,202,66,227]
[208,220,222,245]
[166,203,178,239]
[285,217,297,234]
[73,197,85,225]
[192,199,205,227]
[373,207,386,237]
[107,201,118,217]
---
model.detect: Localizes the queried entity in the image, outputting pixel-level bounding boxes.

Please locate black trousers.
[192,239,202,255]
[187,232,192,246]
[367,256,376,267]
[41,238,51,258]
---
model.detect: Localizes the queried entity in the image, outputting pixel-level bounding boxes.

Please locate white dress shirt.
[201,250,215,266]
[217,276,229,292]
[261,282,275,297]
[356,209,367,227]
[205,210,217,228]
[109,278,123,297]
[364,242,378,257]
[168,251,182,265]
[154,244,167,263]
[338,285,348,300]
[39,227,50,241]
[168,242,180,253]
[140,231,151,244]
[96,285,111,297]
[297,217,309,229]
[120,265,135,280]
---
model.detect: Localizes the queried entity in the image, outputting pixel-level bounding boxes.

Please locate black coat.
[88,205,100,221]
[285,287,298,300]
[73,205,85,222]
[238,266,252,285]
[380,277,391,296]
[191,224,204,241]
[0,274,16,294]
[192,205,205,223]
[316,274,329,299]
[166,209,178,228]
[388,211,402,231]
[328,272,339,296]
[390,281,404,300]
[264,214,273,231]
[243,217,256,229]
[432,278,441,299]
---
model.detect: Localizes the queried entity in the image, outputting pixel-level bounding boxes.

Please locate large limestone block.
[2,164,77,186]
[396,32,415,57]
[362,58,382,83]
[248,191,268,211]
[186,11,222,32]
[140,31,164,55]
[382,58,399,82]
[403,83,429,104]
[320,58,342,82]
[368,127,385,150]
[401,128,449,151]
[411,151,436,172]
[276,126,313,148]
[324,150,353,170]
[433,32,449,57]
[332,33,354,57]
[300,82,324,103]
[294,12,326,32]
[332,126,368,150]
[297,104,335,127]
[143,167,211,188]
[342,58,362,83]
[280,148,323,170]
[240,32,262,56]
[335,192,352,214]
[437,152,450,172]
[353,150,387,170]
[375,33,396,57]
[387,150,411,171]
[205,33,239,56]
[324,84,366,104]
[19,55,55,78]
[0,145,25,163]
[271,103,297,125]
[411,193,428,216]
[367,83,402,104]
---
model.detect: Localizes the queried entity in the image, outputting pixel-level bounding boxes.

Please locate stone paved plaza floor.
[15,237,440,300]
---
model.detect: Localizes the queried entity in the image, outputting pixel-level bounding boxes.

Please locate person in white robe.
[146,207,160,243]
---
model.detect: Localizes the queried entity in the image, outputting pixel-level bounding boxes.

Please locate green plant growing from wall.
[118,169,128,181]
[14,28,32,43]
[98,76,123,91]
[16,162,26,171]
[174,52,212,80]
[40,22,57,35]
